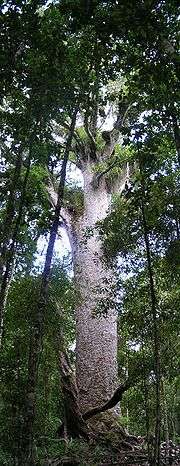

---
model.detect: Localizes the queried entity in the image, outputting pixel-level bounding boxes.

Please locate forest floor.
[44,412,180,466]
[44,437,180,466]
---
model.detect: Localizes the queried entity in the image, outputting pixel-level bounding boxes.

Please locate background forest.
[0,1,180,465]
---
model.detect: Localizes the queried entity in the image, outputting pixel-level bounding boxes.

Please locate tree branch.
[102,101,132,160]
[66,124,85,157]
[92,159,118,188]
[114,103,132,131]
[52,121,85,165]
[84,111,97,159]
[83,379,132,421]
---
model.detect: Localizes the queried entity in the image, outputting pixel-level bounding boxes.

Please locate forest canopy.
[0,1,180,465]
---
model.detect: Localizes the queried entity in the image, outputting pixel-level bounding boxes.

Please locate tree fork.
[56,375,135,439]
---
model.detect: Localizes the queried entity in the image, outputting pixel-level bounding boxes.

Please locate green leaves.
[0,265,76,462]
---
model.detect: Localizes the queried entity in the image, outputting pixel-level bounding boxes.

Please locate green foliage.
[64,186,84,217]
[1,0,180,463]
[0,265,76,463]
[76,127,89,144]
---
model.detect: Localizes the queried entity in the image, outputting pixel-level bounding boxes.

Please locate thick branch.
[112,162,131,194]
[84,111,97,159]
[83,379,131,421]
[92,159,118,188]
[114,103,132,131]
[102,102,132,160]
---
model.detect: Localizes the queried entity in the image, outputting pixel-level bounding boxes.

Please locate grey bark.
[48,165,120,413]
[62,161,127,414]
[48,105,129,414]
[70,104,130,413]
[72,164,118,413]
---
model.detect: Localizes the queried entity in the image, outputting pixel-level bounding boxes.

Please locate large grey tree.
[49,102,130,414]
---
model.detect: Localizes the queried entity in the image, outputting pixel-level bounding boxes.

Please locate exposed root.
[58,353,135,442]
[57,350,148,465]
[58,351,89,440]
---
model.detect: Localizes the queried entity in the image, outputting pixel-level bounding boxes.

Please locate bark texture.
[48,104,129,414]
[69,164,119,413]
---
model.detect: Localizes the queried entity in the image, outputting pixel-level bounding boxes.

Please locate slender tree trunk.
[173,386,179,440]
[141,341,151,462]
[171,114,180,167]
[71,163,118,413]
[140,172,161,466]
[0,144,23,273]
[0,151,31,346]
[161,378,169,444]
[172,196,180,240]
[22,108,78,465]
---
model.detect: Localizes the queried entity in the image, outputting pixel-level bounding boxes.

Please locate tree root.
[58,350,135,442]
[57,348,147,466]
[58,351,89,440]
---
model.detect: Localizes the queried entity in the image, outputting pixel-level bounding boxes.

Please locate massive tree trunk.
[48,105,129,415]
[49,158,127,415]
[72,163,118,413]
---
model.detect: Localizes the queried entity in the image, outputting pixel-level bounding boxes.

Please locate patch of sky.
[33,227,72,274]
[33,162,83,274]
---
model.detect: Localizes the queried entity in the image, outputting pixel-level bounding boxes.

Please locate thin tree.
[0,143,32,346]
[138,139,161,466]
[22,107,78,465]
